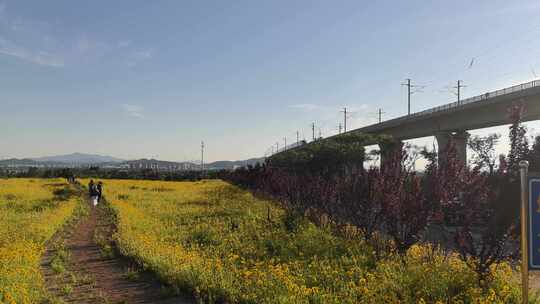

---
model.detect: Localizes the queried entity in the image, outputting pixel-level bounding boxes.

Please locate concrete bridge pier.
[379,140,403,169]
[435,131,469,166]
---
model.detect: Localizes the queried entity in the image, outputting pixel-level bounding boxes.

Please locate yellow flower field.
[98,179,527,304]
[0,178,79,304]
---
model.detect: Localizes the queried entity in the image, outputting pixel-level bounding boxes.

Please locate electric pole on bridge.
[296,131,299,145]
[340,107,348,132]
[454,80,466,104]
[378,108,385,123]
[403,79,412,115]
[312,122,316,141]
[401,79,423,115]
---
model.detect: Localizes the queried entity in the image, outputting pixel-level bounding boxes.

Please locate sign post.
[523,160,540,303]
[520,160,529,304]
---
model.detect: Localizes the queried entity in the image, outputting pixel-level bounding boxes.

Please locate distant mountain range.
[0,153,265,170]
[32,153,124,164]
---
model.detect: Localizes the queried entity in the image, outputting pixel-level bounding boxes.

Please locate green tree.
[468,133,500,174]
[507,103,528,176]
[268,132,377,177]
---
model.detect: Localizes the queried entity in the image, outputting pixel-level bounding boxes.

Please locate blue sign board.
[528,178,540,270]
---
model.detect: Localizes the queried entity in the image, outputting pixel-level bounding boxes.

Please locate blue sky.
[1,0,540,162]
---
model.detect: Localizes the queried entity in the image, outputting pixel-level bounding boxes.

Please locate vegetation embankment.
[99,178,526,303]
[218,103,540,302]
[0,178,81,303]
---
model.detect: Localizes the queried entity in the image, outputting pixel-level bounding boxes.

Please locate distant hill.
[32,153,124,164]
[206,157,265,170]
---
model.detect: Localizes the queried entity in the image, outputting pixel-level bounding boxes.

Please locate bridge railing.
[379,79,540,125]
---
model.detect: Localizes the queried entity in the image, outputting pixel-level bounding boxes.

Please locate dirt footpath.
[42,198,193,304]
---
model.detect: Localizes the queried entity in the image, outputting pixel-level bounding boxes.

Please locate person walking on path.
[88,180,95,195]
[97,181,103,203]
[88,180,99,206]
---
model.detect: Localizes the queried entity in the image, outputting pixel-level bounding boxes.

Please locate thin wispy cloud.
[126,49,154,67]
[0,3,155,68]
[122,104,144,118]
[0,37,64,67]
[75,38,109,54]
[0,3,64,67]
[117,40,131,48]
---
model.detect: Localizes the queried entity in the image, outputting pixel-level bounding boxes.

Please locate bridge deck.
[345,79,540,144]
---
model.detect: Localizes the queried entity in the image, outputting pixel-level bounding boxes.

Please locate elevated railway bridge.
[277,79,540,165]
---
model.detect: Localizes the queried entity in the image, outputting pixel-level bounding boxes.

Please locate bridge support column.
[379,140,403,169]
[435,131,469,167]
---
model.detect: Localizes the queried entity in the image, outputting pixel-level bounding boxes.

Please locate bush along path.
[41,190,193,304]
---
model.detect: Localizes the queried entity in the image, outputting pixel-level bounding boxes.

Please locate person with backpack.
[97,181,103,203]
[88,180,95,195]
